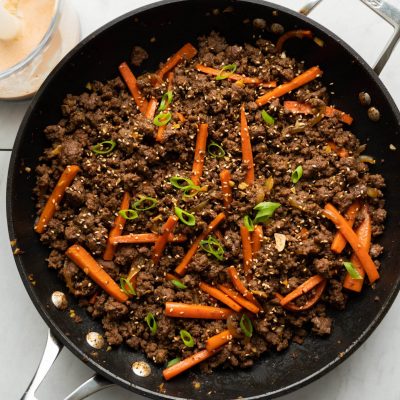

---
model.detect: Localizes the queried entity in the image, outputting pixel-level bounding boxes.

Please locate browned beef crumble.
[35,32,385,372]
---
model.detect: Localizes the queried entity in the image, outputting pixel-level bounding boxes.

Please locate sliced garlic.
[132,361,151,377]
[274,233,286,252]
[86,332,104,349]
[51,291,68,310]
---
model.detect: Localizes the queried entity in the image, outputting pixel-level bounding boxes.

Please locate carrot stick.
[323,203,379,283]
[240,104,255,185]
[175,112,186,123]
[276,30,314,52]
[331,200,361,253]
[175,213,226,276]
[165,273,183,282]
[195,64,277,88]
[199,282,243,312]
[164,302,234,319]
[34,165,80,233]
[155,72,174,142]
[145,97,158,120]
[206,330,233,352]
[66,244,128,303]
[218,284,260,314]
[103,192,131,261]
[240,225,253,275]
[251,225,263,253]
[191,123,209,186]
[163,349,218,381]
[152,215,179,265]
[279,275,324,306]
[220,169,233,207]
[255,66,323,107]
[284,101,353,125]
[111,232,186,244]
[156,43,197,82]
[119,62,148,114]
[343,206,371,292]
[327,141,349,158]
[226,266,261,308]
[275,278,327,311]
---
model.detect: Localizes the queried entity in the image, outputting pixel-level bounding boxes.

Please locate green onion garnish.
[166,357,181,368]
[119,277,136,296]
[343,261,362,279]
[200,235,224,261]
[118,209,139,220]
[291,165,303,184]
[261,110,275,126]
[180,329,195,347]
[240,314,253,337]
[174,206,196,226]
[92,140,116,155]
[132,196,158,211]
[169,176,199,190]
[171,279,187,289]
[153,111,172,127]
[253,202,281,224]
[216,63,237,80]
[243,215,255,232]
[158,90,173,111]
[145,312,157,335]
[208,141,225,158]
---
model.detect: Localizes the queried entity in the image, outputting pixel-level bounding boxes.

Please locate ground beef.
[34,31,386,375]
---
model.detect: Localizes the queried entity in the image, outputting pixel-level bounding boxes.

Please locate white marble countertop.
[1,0,399,399]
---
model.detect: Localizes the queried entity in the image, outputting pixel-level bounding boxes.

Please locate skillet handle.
[21,329,63,400]
[300,0,400,75]
[63,374,114,400]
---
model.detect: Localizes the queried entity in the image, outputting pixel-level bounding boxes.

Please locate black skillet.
[7,0,400,399]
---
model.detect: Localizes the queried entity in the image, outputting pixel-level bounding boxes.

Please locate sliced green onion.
[166,357,181,368]
[240,314,253,337]
[92,140,116,155]
[158,91,173,111]
[183,188,201,197]
[153,111,172,127]
[119,277,136,296]
[243,215,255,232]
[215,63,237,80]
[169,176,198,190]
[171,279,187,289]
[180,329,195,347]
[343,261,362,279]
[291,166,303,184]
[200,235,224,261]
[261,110,275,126]
[118,209,139,220]
[253,202,281,224]
[132,196,158,211]
[174,206,196,226]
[145,312,157,335]
[208,141,225,158]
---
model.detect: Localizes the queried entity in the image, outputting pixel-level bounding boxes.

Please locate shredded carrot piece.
[220,169,233,207]
[240,225,253,275]
[195,64,277,88]
[156,43,198,83]
[206,330,233,352]
[323,203,379,283]
[165,273,184,283]
[327,141,349,158]
[111,232,186,244]
[275,278,327,311]
[175,111,186,123]
[276,30,314,52]
[226,266,261,308]
[175,213,226,276]
[279,275,324,306]
[214,229,224,243]
[156,72,174,142]
[34,165,80,233]
[218,284,260,314]
[103,192,131,261]
[164,302,234,319]
[251,225,263,253]
[283,101,353,125]
[152,215,179,265]
[255,66,323,107]
[191,123,209,186]
[119,62,148,114]
[163,348,219,381]
[145,97,158,120]
[66,244,128,303]
[240,104,255,185]
[343,205,371,292]
[331,200,361,253]
[199,282,243,312]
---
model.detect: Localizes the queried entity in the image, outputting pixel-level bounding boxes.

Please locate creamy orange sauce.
[0,0,56,72]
